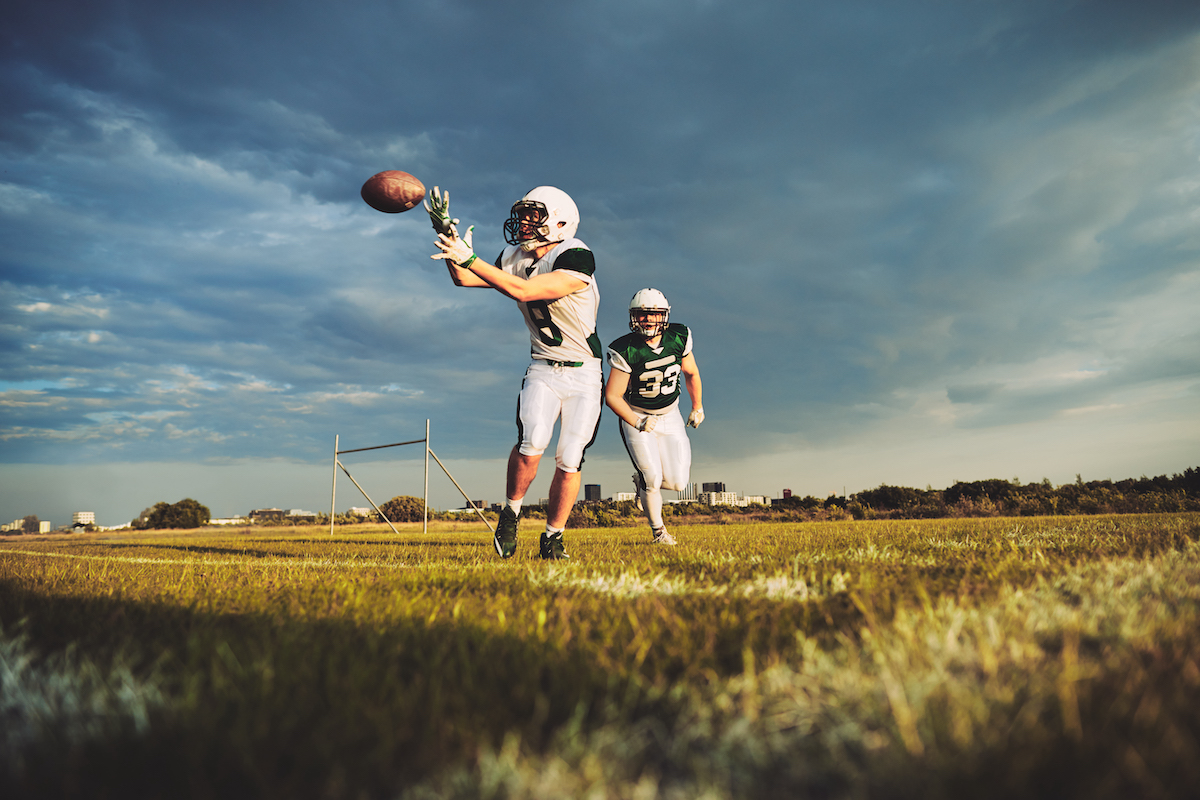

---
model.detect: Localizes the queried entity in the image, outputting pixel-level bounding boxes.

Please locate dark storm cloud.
[3,0,1200,522]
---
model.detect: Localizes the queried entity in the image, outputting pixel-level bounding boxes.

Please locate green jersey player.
[605,288,704,545]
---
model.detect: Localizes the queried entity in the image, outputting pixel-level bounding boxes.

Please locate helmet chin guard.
[504,186,579,248]
[629,288,671,338]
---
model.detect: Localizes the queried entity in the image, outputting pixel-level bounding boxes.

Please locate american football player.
[604,289,704,545]
[430,186,601,561]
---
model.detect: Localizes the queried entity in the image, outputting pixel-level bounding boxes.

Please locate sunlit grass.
[2,514,1198,798]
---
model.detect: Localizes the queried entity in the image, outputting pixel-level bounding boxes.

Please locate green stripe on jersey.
[553,248,596,277]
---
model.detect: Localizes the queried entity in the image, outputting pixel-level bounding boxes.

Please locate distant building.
[39,520,51,533]
[701,482,725,493]
[347,507,373,517]
[700,492,764,507]
[286,509,317,521]
[209,517,248,526]
[699,491,739,506]
[614,492,637,502]
[584,484,602,502]
[73,511,96,525]
[783,489,792,499]
[464,500,486,509]
[249,508,285,522]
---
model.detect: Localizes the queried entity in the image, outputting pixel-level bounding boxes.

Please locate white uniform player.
[605,289,704,545]
[431,186,601,560]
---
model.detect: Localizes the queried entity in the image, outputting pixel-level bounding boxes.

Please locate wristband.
[460,253,478,269]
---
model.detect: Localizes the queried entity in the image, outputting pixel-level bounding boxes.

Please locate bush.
[378,496,426,524]
[134,499,211,530]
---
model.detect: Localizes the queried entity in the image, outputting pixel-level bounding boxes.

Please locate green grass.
[2,514,1198,798]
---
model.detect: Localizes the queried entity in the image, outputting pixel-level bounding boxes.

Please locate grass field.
[2,514,1199,799]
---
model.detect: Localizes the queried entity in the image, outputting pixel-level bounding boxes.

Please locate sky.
[3,0,1199,527]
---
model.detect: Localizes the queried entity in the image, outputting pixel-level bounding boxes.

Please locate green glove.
[423,186,459,237]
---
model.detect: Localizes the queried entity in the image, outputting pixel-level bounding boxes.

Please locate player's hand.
[637,415,658,432]
[424,186,459,237]
[431,231,476,266]
[687,408,704,428]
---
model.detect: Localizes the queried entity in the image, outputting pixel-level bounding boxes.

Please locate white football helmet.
[504,186,580,251]
[629,288,670,337]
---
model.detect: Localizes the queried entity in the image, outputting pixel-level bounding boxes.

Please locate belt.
[537,359,584,368]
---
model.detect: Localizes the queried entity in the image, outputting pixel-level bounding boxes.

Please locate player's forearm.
[604,383,642,428]
[685,374,703,411]
[467,260,528,299]
[470,263,583,303]
[446,262,490,287]
[607,397,643,428]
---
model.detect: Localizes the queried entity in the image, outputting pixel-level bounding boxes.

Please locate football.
[360,170,426,213]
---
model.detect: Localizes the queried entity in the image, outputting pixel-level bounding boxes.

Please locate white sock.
[545,524,564,535]
[507,498,523,515]
[642,483,664,530]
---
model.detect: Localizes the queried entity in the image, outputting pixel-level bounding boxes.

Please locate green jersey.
[606,323,693,412]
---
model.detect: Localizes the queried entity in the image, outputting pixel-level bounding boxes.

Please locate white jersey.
[497,238,601,364]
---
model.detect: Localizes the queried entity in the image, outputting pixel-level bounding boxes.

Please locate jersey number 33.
[636,355,680,401]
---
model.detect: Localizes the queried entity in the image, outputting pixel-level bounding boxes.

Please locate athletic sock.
[643,484,664,530]
[506,498,523,516]
[545,524,564,535]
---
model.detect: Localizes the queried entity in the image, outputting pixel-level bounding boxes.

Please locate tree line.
[11,467,1196,534]
[567,467,1200,527]
[748,467,1200,521]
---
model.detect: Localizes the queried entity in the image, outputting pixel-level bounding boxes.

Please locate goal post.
[329,420,494,535]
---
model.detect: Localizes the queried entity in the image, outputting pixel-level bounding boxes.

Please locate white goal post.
[329,419,494,535]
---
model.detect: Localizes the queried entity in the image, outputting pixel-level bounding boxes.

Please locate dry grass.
[2,514,1198,798]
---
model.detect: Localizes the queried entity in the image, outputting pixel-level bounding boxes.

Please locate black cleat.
[539,530,570,560]
[494,507,519,558]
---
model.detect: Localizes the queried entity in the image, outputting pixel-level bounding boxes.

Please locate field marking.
[0,548,418,571]
[527,568,849,601]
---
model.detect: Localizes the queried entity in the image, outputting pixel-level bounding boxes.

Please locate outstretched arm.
[433,232,585,301]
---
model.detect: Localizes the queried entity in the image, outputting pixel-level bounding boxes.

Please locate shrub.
[133,499,211,529]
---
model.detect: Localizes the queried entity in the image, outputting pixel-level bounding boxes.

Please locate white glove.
[637,415,658,432]
[687,408,704,428]
[423,186,459,237]
[432,227,477,267]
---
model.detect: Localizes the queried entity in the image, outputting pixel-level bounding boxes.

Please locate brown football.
[360,170,426,213]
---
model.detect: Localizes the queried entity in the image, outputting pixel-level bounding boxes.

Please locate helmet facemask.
[504,200,551,250]
[630,308,669,338]
[628,288,671,338]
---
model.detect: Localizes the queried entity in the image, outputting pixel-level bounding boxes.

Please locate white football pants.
[516,360,603,473]
[619,407,692,529]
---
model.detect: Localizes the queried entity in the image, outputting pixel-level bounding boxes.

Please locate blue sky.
[3,0,1199,526]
